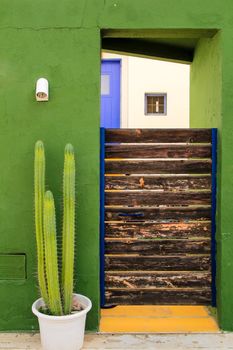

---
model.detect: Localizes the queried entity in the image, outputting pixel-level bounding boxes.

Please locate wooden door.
[100,128,217,307]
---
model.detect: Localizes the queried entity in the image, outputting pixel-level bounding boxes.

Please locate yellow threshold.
[100,306,219,333]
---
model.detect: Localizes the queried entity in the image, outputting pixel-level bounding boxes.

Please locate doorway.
[101,52,190,128]
[101,59,121,128]
[99,127,218,332]
[99,29,220,333]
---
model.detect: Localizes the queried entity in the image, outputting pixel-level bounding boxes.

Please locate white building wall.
[102,52,190,128]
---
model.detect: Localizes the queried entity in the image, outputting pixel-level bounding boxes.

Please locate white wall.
[102,52,190,128]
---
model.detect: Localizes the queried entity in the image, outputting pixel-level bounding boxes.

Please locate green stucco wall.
[0,26,101,330]
[190,32,223,325]
[190,34,222,129]
[0,0,233,331]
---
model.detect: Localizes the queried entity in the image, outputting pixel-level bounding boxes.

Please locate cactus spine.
[34,141,49,306]
[62,144,75,314]
[34,141,75,316]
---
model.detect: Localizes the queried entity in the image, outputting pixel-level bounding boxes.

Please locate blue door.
[101,60,121,128]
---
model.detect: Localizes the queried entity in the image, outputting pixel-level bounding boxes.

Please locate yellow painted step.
[100,306,219,333]
[101,305,210,318]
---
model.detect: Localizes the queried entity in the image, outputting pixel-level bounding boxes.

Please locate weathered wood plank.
[105,271,211,288]
[105,255,210,271]
[105,222,211,239]
[105,206,211,221]
[105,129,212,144]
[105,191,211,206]
[105,239,211,255]
[105,288,211,305]
[105,175,211,191]
[105,144,212,158]
[105,159,212,174]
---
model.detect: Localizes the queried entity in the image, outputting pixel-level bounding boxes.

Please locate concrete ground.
[0,333,233,350]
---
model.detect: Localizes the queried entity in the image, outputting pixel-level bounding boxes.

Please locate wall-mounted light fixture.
[36,78,49,102]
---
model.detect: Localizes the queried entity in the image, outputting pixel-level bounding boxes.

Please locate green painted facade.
[190,34,222,130]
[190,32,222,324]
[0,0,232,331]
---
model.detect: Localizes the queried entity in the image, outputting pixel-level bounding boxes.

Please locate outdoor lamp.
[36,78,49,101]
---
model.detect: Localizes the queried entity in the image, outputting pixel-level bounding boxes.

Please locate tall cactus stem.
[34,141,48,305]
[62,144,75,314]
[43,191,63,315]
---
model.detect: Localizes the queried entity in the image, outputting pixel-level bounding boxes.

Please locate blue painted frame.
[211,128,217,307]
[100,127,106,307]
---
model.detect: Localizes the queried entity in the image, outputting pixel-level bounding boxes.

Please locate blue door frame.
[211,128,217,307]
[100,127,106,307]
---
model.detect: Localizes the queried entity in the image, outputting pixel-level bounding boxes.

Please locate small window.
[101,74,110,95]
[145,93,167,115]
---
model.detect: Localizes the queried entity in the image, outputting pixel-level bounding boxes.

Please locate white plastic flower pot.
[32,294,92,350]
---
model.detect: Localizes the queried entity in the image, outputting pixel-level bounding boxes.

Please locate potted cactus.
[32,141,92,350]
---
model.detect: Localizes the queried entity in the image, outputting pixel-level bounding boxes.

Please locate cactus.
[43,191,63,315]
[34,141,49,306]
[34,141,75,316]
[62,144,75,314]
